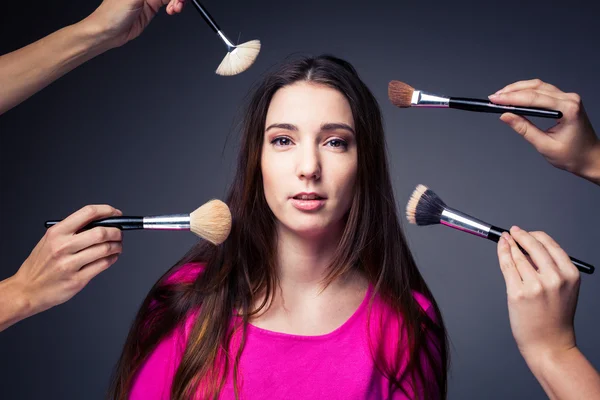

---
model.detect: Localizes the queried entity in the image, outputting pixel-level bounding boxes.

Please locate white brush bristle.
[190,199,232,245]
[216,39,261,76]
[406,184,429,224]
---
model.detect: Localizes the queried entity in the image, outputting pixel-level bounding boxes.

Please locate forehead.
[265,81,354,127]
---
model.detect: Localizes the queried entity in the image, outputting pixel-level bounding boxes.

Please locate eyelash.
[271,136,348,149]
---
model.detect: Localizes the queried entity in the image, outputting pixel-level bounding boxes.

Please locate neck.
[274,222,346,290]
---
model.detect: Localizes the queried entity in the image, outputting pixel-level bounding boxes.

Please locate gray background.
[1,0,599,398]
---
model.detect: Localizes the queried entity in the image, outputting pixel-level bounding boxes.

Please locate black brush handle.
[45,217,144,230]
[488,226,594,274]
[190,0,221,33]
[449,97,562,119]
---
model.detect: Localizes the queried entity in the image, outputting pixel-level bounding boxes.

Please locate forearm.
[523,347,600,400]
[0,19,113,115]
[0,275,34,332]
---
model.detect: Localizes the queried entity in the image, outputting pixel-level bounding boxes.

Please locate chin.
[281,218,344,239]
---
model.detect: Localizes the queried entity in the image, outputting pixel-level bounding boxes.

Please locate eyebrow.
[265,122,355,135]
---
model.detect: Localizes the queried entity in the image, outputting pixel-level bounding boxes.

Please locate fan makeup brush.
[405,184,594,274]
[45,199,232,245]
[388,80,562,119]
[190,0,261,76]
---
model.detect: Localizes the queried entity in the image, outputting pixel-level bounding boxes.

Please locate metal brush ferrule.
[217,31,236,51]
[440,208,491,238]
[411,90,450,107]
[143,214,191,230]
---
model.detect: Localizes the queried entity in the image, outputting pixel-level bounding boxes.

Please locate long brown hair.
[109,55,449,399]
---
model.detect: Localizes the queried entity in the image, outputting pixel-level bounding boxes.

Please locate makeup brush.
[406,184,594,274]
[388,81,562,119]
[45,199,232,246]
[190,0,261,76]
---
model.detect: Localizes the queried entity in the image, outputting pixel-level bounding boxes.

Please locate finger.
[499,113,555,152]
[510,226,559,275]
[78,254,120,283]
[175,0,185,13]
[492,79,563,96]
[488,90,562,111]
[530,231,578,276]
[53,205,122,235]
[69,241,123,271]
[497,233,524,289]
[68,226,123,253]
[504,229,539,283]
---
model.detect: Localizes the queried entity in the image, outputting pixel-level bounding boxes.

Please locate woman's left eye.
[326,139,348,149]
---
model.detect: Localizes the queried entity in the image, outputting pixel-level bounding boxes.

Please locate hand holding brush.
[389,80,562,118]
[497,227,600,399]
[406,184,594,275]
[45,199,232,246]
[1,205,124,332]
[489,79,600,185]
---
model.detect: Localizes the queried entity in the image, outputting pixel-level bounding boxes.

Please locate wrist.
[521,345,580,375]
[0,275,35,326]
[574,140,600,185]
[73,15,119,54]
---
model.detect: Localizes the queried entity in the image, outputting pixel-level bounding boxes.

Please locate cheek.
[261,152,283,203]
[332,159,358,206]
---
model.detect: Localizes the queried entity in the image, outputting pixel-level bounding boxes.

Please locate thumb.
[499,113,551,151]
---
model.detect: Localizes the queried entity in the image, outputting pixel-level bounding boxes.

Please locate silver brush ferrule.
[143,214,191,230]
[440,208,491,238]
[411,90,450,108]
[217,31,236,51]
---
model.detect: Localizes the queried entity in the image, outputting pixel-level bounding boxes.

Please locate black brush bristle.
[415,189,447,226]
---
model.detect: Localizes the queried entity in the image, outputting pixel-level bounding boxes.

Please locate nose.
[296,144,321,181]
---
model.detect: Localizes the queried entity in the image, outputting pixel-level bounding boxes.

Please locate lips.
[292,192,327,200]
[290,192,327,211]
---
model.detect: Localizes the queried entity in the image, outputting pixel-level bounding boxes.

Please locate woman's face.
[261,81,358,238]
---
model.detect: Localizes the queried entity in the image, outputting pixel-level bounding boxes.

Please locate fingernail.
[495,89,505,95]
[512,226,521,232]
[488,94,498,99]
[501,232,510,240]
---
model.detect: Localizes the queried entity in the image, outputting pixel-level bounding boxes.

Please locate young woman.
[109,55,449,399]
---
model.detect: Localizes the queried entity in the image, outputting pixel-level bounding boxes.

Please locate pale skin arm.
[0,205,123,332]
[489,79,600,185]
[497,227,600,399]
[0,0,185,115]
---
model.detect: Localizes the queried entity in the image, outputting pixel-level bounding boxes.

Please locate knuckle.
[94,227,109,242]
[565,266,581,283]
[516,120,528,136]
[529,282,544,297]
[508,289,524,303]
[567,93,581,104]
[103,242,114,256]
[545,273,564,291]
[565,100,581,118]
[83,205,99,219]
[46,225,60,239]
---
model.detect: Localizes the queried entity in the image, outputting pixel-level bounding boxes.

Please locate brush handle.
[45,217,144,230]
[487,226,594,274]
[190,0,221,33]
[449,97,562,119]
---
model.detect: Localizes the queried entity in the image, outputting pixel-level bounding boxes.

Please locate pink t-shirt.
[130,263,440,399]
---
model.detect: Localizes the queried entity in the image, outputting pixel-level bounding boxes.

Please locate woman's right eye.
[271,137,293,146]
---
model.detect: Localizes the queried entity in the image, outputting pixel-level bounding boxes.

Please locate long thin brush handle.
[190,0,221,33]
[45,217,144,230]
[487,226,594,274]
[449,98,562,119]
